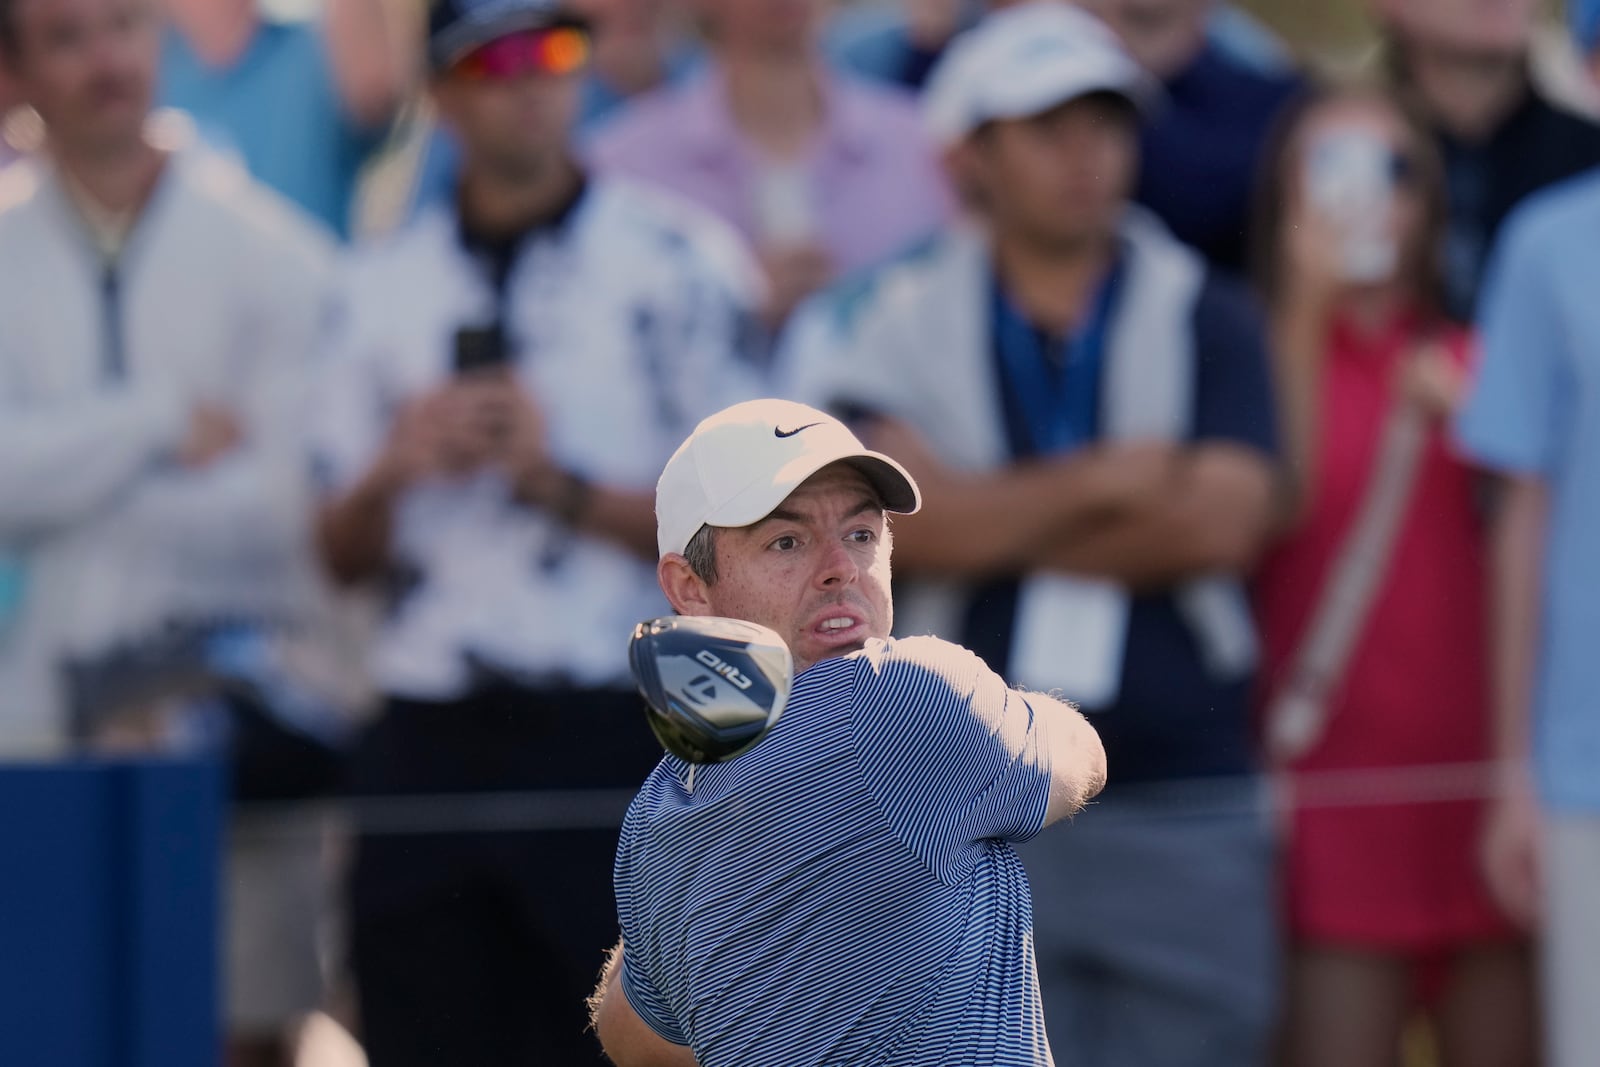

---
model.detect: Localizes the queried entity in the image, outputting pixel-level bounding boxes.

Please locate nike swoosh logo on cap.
[774,422,823,438]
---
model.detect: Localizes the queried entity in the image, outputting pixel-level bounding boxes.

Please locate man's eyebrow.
[753,494,884,530]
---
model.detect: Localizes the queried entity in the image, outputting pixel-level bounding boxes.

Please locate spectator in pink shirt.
[586,0,952,326]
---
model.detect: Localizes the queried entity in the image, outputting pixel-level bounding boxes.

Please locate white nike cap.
[656,399,922,558]
[923,0,1156,148]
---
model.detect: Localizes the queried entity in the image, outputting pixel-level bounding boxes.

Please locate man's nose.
[814,539,858,588]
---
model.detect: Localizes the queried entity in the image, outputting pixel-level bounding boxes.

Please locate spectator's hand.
[176,403,245,468]
[489,374,569,506]
[1480,768,1543,929]
[1086,441,1179,511]
[372,376,514,489]
[1398,342,1466,419]
[760,243,834,329]
[433,373,521,475]
[371,392,447,491]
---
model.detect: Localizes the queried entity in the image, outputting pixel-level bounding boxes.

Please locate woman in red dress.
[1252,85,1536,1066]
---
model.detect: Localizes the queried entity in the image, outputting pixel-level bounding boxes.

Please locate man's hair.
[683,524,719,585]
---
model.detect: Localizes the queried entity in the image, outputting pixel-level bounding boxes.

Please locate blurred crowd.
[1,0,1598,1063]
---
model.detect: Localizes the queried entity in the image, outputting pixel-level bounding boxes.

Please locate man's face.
[431,30,585,182]
[962,94,1139,252]
[1075,0,1210,80]
[686,464,893,675]
[1374,0,1540,57]
[6,0,156,156]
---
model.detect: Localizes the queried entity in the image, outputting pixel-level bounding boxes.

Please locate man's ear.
[658,554,713,616]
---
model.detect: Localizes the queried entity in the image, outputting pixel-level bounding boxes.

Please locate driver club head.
[628,615,794,764]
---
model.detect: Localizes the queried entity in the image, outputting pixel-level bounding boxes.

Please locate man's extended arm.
[1027,689,1107,825]
[589,942,699,1067]
[1479,474,1548,928]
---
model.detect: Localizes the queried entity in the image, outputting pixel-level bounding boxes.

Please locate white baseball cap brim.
[656,399,921,558]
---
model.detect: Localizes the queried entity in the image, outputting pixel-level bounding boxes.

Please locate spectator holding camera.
[311,0,762,1059]
[1252,85,1537,1067]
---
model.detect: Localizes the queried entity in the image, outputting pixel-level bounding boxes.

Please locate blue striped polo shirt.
[615,635,1057,1065]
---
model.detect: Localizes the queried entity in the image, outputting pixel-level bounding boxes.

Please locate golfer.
[590,398,1107,1066]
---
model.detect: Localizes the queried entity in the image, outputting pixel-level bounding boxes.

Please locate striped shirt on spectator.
[616,634,1057,1066]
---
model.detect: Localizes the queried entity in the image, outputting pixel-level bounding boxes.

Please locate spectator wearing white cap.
[782,5,1282,1064]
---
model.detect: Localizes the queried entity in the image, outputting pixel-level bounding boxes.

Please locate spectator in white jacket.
[0,0,333,756]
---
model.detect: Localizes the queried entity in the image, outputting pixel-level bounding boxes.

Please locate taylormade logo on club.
[696,649,754,690]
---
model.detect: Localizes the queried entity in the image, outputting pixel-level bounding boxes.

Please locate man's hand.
[1397,342,1467,420]
[760,243,834,328]
[1480,766,1544,929]
[176,403,245,468]
[371,376,519,491]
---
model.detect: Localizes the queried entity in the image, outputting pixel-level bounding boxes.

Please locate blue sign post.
[0,759,224,1067]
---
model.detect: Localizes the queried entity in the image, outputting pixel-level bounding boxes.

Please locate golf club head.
[628,616,794,764]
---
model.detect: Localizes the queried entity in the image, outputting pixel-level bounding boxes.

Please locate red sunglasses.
[452,26,591,81]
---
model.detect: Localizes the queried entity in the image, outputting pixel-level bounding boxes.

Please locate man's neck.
[52,135,167,218]
[167,0,260,67]
[992,228,1117,338]
[1404,41,1528,143]
[458,153,583,239]
[721,49,822,161]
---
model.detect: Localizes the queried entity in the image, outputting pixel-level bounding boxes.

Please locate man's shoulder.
[586,75,710,159]
[828,70,926,128]
[839,635,992,701]
[174,144,336,263]
[807,227,970,333]
[1499,168,1600,260]
[334,205,456,289]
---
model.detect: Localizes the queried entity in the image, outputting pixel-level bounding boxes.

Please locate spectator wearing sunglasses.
[1251,84,1537,1067]
[311,0,764,1060]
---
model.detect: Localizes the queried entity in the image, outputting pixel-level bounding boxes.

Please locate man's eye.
[848,529,875,544]
[771,535,799,551]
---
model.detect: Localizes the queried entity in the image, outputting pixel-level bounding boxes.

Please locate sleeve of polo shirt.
[1455,203,1567,476]
[613,811,692,1046]
[849,636,1054,883]
[1190,274,1280,456]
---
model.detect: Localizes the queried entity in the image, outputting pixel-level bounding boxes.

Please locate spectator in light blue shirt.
[160,0,415,236]
[1455,169,1600,1067]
